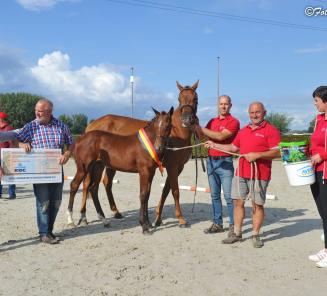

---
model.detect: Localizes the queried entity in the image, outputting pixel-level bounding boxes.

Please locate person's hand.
[204,140,215,149]
[58,151,71,165]
[311,153,322,166]
[244,152,260,162]
[19,142,31,152]
[0,166,3,180]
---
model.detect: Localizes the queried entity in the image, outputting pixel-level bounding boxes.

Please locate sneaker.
[252,234,264,248]
[316,255,327,268]
[8,195,16,199]
[308,249,327,262]
[40,235,59,245]
[203,223,224,234]
[228,225,234,238]
[222,233,242,244]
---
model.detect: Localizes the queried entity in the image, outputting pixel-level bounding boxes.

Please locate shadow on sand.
[0,202,320,252]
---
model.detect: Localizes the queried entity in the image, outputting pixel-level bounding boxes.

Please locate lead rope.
[168,142,259,207]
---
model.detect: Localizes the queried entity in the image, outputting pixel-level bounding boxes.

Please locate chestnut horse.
[71,81,199,227]
[67,108,173,233]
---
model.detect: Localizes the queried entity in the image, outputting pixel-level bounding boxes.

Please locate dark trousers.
[310,171,327,248]
[33,182,63,236]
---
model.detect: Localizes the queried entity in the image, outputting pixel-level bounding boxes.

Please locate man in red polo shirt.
[205,102,280,248]
[201,95,240,235]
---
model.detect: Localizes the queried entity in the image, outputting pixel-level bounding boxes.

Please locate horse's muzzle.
[181,113,195,128]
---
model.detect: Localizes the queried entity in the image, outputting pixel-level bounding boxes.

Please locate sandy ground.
[1,158,327,296]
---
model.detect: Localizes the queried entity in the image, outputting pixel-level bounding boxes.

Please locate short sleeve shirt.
[232,121,280,180]
[16,117,74,149]
[206,114,240,157]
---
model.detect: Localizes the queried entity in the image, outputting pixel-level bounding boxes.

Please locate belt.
[209,155,230,160]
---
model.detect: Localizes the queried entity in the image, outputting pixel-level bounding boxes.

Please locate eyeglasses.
[35,109,51,113]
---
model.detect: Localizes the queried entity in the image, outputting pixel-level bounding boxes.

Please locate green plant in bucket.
[279,141,309,164]
[288,149,307,162]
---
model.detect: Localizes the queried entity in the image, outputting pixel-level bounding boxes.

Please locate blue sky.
[0,0,327,130]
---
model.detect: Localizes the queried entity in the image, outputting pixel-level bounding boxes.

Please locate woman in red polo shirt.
[308,86,327,268]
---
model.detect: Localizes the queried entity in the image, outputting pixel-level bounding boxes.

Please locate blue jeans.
[33,182,63,236]
[0,183,16,198]
[207,157,234,225]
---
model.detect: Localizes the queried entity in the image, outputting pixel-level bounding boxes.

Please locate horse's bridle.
[178,87,198,125]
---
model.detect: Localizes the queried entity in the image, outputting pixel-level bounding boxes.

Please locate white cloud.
[31,51,130,105]
[295,44,327,54]
[16,0,78,11]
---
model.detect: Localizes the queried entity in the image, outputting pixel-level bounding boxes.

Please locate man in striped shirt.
[16,99,74,244]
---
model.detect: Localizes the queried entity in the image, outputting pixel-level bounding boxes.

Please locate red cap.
[0,112,8,119]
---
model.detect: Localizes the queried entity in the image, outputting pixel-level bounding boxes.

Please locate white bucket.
[284,160,315,186]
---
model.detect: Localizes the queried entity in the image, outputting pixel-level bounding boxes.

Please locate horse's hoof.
[113,212,123,219]
[103,220,111,228]
[78,219,88,226]
[142,229,152,235]
[154,219,162,227]
[179,222,190,228]
[67,223,76,228]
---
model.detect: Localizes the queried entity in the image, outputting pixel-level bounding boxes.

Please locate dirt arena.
[0,159,326,296]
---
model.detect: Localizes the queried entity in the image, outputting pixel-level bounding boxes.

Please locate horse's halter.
[178,87,198,127]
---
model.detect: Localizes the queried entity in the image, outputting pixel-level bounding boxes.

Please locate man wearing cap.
[0,112,16,199]
[201,95,240,236]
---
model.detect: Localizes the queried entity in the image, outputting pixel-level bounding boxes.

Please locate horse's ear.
[191,80,199,90]
[152,107,160,116]
[168,106,174,117]
[176,81,184,91]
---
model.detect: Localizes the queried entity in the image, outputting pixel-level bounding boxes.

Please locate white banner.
[1,148,62,184]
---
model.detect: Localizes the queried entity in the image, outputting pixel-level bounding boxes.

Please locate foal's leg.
[78,173,93,226]
[88,162,106,221]
[103,168,123,219]
[67,166,86,227]
[154,177,171,227]
[155,165,188,227]
[139,171,154,234]
[79,161,107,224]
[89,166,111,228]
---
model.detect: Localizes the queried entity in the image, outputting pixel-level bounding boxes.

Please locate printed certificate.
[1,148,62,184]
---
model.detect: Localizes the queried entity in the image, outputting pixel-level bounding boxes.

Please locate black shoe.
[204,223,224,234]
[49,233,61,242]
[8,195,16,200]
[40,235,59,244]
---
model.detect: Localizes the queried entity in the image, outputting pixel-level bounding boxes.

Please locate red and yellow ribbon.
[138,128,164,175]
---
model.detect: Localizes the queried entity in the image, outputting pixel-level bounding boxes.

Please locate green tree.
[0,93,44,128]
[58,114,73,129]
[71,114,88,134]
[265,112,293,134]
[308,117,316,133]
